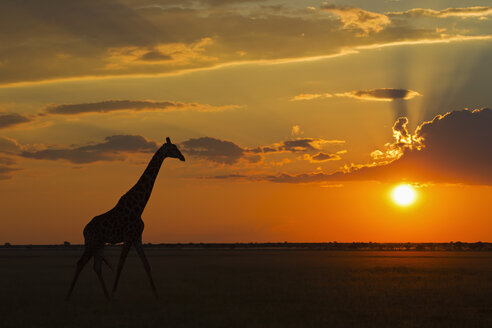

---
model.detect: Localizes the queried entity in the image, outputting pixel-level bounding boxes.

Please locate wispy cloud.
[1,2,490,86]
[291,88,421,102]
[21,135,158,164]
[320,4,391,35]
[0,111,33,129]
[180,137,247,165]
[0,136,23,179]
[389,6,492,19]
[336,88,421,102]
[0,165,20,180]
[180,136,345,165]
[303,152,342,163]
[105,38,217,70]
[290,93,333,101]
[0,136,23,154]
[43,100,239,116]
[249,138,345,154]
[291,125,303,136]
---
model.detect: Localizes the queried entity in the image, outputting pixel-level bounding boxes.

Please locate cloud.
[1,1,487,86]
[0,100,239,143]
[304,152,342,162]
[261,172,332,184]
[0,138,21,179]
[202,174,249,180]
[105,37,217,69]
[139,50,173,61]
[389,6,492,19]
[250,138,345,154]
[21,135,158,164]
[290,93,333,101]
[320,5,391,34]
[291,89,421,102]
[336,88,421,101]
[197,0,265,6]
[0,112,33,129]
[180,135,345,165]
[0,136,23,154]
[0,156,15,165]
[262,108,492,185]
[0,165,20,180]
[0,99,239,132]
[3,133,344,170]
[43,100,239,115]
[281,139,320,152]
[180,137,246,164]
[291,125,302,136]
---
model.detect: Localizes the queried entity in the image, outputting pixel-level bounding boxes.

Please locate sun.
[392,184,416,206]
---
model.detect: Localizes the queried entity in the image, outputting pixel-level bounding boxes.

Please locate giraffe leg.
[103,256,114,272]
[134,241,158,299]
[66,247,93,300]
[111,242,131,298]
[93,248,110,300]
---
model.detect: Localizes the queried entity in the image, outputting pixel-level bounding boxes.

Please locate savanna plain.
[1,249,492,328]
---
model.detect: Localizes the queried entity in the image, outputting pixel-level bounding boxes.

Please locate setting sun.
[392,185,417,206]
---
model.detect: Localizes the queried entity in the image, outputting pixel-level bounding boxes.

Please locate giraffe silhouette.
[67,137,185,300]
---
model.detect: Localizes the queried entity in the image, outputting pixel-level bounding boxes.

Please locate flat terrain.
[1,249,492,328]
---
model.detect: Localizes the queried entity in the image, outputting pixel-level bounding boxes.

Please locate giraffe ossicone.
[67,137,185,300]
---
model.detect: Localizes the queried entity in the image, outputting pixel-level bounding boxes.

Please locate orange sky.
[0,0,491,244]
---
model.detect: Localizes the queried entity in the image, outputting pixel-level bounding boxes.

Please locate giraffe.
[66,137,185,300]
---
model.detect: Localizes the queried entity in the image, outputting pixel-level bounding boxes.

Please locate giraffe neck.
[120,149,167,214]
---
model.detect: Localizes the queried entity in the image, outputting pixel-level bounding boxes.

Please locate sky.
[0,0,491,244]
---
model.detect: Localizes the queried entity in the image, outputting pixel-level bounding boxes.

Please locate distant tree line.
[1,241,491,251]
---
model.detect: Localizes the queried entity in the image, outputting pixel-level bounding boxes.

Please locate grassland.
[1,249,492,327]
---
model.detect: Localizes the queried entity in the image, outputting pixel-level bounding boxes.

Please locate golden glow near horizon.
[392,185,417,206]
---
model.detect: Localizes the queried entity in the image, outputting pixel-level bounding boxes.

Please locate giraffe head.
[161,137,185,161]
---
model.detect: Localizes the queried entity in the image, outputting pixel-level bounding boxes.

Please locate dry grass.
[1,249,492,327]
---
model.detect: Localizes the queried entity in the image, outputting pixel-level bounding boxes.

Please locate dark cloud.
[203,174,249,179]
[0,112,32,129]
[43,100,233,115]
[180,137,245,164]
[249,138,343,154]
[0,99,236,137]
[249,146,276,154]
[281,139,318,152]
[181,136,343,165]
[338,88,421,101]
[261,172,330,184]
[261,108,492,185]
[139,50,173,61]
[0,157,15,165]
[21,135,158,164]
[0,146,20,180]
[0,136,23,154]
[308,152,341,162]
[245,154,262,163]
[196,0,264,7]
[0,166,20,180]
[0,1,461,85]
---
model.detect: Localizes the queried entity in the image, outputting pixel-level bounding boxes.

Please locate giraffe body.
[67,137,185,300]
[83,209,144,246]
